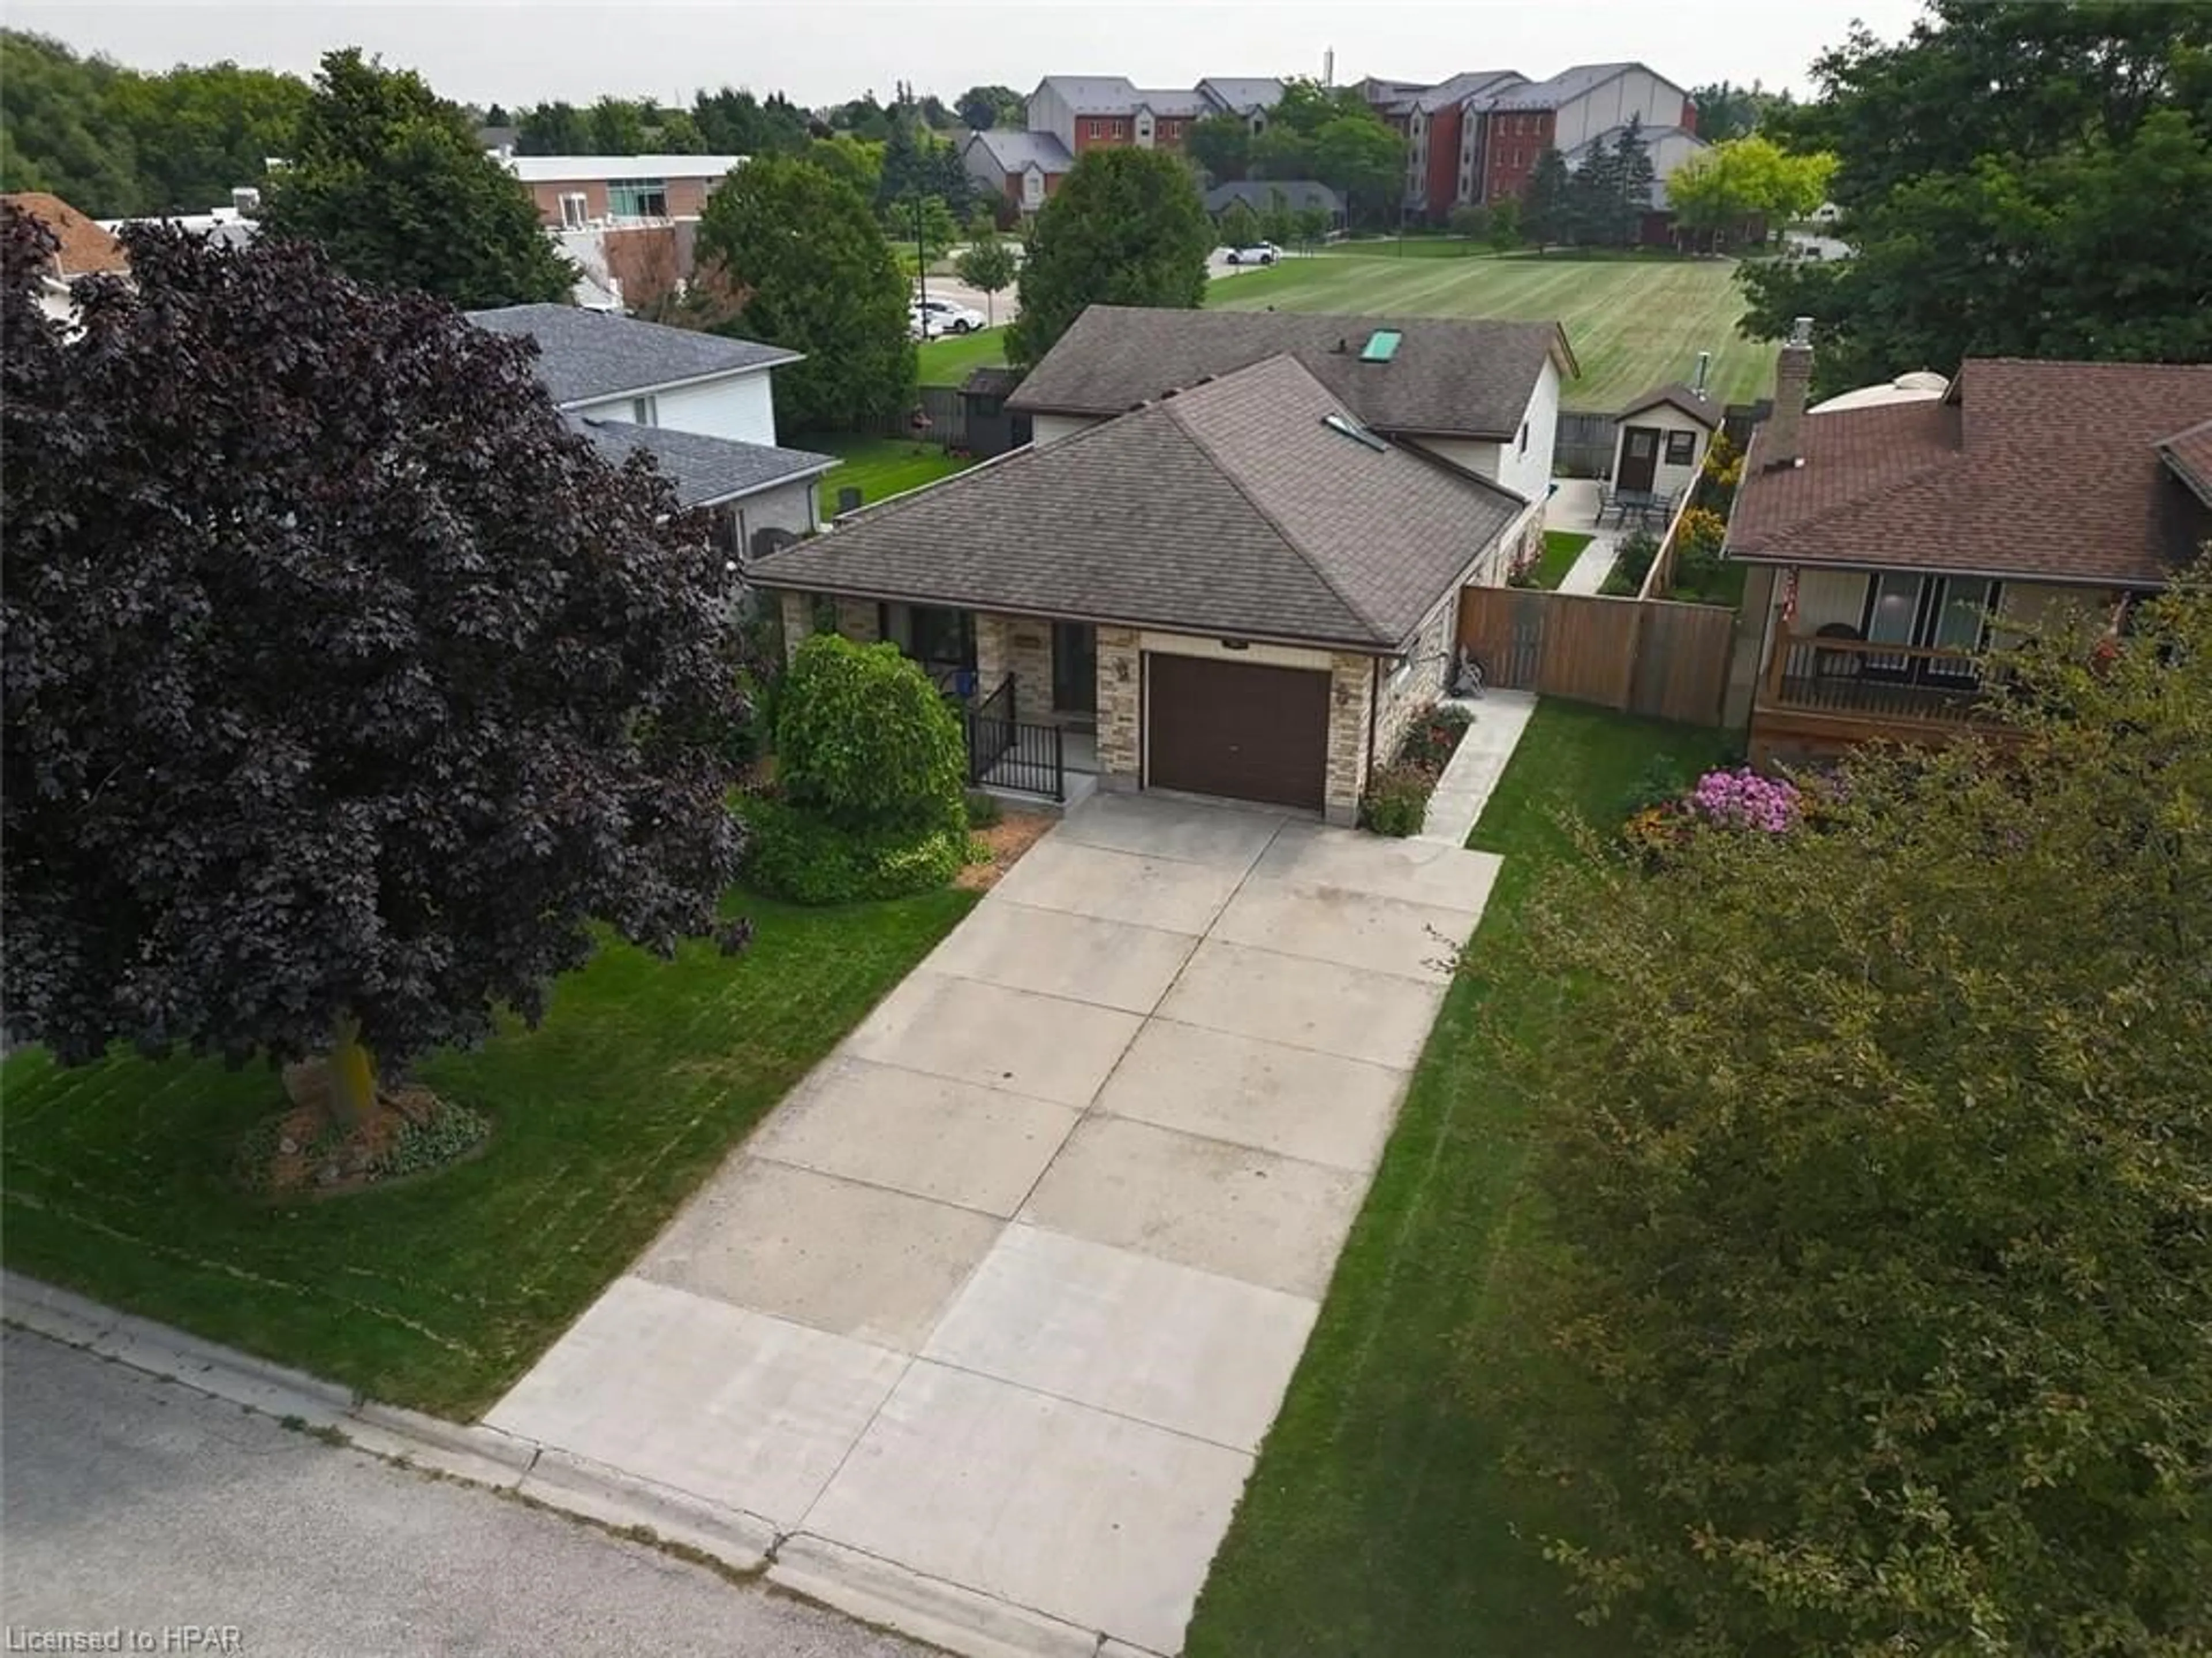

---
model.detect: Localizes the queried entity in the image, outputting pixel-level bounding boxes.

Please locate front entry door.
[1052,622,1098,720]
[1617,426,1661,492]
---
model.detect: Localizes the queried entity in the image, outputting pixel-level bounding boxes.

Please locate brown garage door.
[1146,652,1331,812]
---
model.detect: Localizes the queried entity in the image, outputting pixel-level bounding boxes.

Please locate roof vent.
[1322,412,1389,453]
[1332,336,1350,354]
[1361,329,1404,363]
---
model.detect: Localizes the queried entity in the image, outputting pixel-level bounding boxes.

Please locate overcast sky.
[13,0,1925,111]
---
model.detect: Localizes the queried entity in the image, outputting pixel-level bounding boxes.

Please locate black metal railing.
[1766,633,2001,723]
[964,673,1065,802]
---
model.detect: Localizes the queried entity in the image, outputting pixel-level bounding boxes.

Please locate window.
[879,603,974,673]
[607,177,668,217]
[630,395,657,426]
[1665,430,1697,466]
[1088,120,1102,139]
[558,192,588,229]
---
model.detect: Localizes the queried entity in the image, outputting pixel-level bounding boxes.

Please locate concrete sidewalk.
[488,793,1501,1658]
[1547,478,1622,596]
[1419,690,1536,845]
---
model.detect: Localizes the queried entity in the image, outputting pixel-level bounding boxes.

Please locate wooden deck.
[1749,632,2011,764]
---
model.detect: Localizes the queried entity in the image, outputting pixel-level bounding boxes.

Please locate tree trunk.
[326,1014,380,1130]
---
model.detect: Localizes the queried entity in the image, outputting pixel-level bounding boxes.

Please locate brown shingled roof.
[1618,381,1722,427]
[2,192,128,278]
[1728,358,2212,587]
[2158,416,2212,507]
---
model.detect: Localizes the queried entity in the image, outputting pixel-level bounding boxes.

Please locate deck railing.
[1762,632,2009,724]
[964,673,1065,801]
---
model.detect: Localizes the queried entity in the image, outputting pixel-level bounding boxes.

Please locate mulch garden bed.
[957,808,1058,891]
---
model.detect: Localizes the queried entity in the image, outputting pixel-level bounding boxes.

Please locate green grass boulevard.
[1186,701,1731,1657]
[1527,530,1595,590]
[807,431,977,517]
[0,889,974,1419]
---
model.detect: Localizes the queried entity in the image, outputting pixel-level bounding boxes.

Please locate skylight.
[1360,329,1404,363]
[1322,412,1389,453]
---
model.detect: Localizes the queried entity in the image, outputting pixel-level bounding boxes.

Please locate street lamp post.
[912,194,928,333]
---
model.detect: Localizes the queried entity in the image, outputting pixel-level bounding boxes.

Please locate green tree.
[808,133,884,202]
[692,87,810,156]
[1312,115,1406,228]
[516,100,592,155]
[0,31,144,215]
[1741,1,2208,393]
[1448,202,1489,240]
[103,60,310,215]
[831,94,892,142]
[955,85,1024,132]
[1186,112,1253,181]
[1612,115,1657,243]
[262,50,573,308]
[1521,147,1573,246]
[1217,198,1262,249]
[1,208,744,1128]
[1293,204,1331,249]
[1687,79,1781,142]
[653,109,706,154]
[1006,146,1211,365]
[953,231,1016,326]
[698,154,914,430]
[585,96,650,154]
[883,192,959,262]
[1259,187,1298,246]
[1490,571,2212,1653]
[1484,194,1521,252]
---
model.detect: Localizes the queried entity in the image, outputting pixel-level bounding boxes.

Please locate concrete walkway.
[1547,477,1622,596]
[1419,689,1537,845]
[488,793,1501,1658]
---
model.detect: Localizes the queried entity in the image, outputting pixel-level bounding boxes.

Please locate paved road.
[0,1329,921,1658]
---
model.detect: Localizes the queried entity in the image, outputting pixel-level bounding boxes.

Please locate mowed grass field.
[1209,252,1776,412]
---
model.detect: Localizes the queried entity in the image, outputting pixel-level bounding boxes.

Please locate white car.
[907,308,947,342]
[914,295,987,335]
[1224,242,1281,266]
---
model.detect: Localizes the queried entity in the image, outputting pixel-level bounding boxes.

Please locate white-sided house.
[1005,305,1577,507]
[470,303,832,562]
[1609,382,1723,499]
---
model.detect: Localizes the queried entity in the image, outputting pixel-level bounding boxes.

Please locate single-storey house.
[1202,179,1347,231]
[1609,381,1722,499]
[469,303,831,559]
[1005,303,1578,504]
[755,353,1533,823]
[1726,327,2212,764]
[4,191,130,326]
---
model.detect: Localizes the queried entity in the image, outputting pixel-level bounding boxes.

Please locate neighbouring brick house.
[1023,75,1285,160]
[503,154,744,230]
[1364,60,1699,223]
[1725,325,2212,764]
[960,129,1076,215]
[755,355,1531,823]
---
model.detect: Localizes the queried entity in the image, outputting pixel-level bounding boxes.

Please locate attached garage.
[1145,652,1330,813]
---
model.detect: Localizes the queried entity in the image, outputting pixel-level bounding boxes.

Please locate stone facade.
[1096,627,1142,789]
[973,612,1012,693]
[833,598,881,644]
[1005,618,1054,720]
[1322,654,1377,826]
[778,591,815,666]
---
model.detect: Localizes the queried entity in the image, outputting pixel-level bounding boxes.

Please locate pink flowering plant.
[1685,767,1803,833]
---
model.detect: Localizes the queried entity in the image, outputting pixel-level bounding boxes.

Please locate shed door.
[1145,653,1330,812]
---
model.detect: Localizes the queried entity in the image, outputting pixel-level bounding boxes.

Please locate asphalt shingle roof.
[757,355,1525,650]
[2157,416,2212,506]
[967,130,1075,173]
[1619,381,1722,426]
[468,304,798,407]
[1488,61,1647,111]
[573,419,831,509]
[1199,78,1286,112]
[1729,358,2212,586]
[3,192,128,276]
[1006,305,1576,440]
[1203,180,1345,215]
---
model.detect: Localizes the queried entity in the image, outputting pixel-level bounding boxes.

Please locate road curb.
[521,1448,778,1574]
[770,1533,1100,1658]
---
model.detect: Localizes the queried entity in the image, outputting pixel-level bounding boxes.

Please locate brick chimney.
[1762,316,1815,471]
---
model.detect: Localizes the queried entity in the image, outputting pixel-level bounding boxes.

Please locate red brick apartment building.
[503,155,744,229]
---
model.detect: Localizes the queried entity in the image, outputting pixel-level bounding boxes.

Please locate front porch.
[1750,629,2007,762]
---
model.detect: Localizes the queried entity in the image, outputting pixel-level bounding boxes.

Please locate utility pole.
[913,193,928,327]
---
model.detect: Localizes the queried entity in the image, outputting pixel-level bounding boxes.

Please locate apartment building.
[502,154,744,230]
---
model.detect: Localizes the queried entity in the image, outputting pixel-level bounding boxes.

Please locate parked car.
[914,295,987,335]
[908,308,947,342]
[1224,242,1281,266]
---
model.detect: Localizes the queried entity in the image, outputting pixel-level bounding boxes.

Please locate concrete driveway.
[488,793,1501,1657]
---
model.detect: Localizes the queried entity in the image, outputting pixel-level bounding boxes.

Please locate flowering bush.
[1687,767,1802,833]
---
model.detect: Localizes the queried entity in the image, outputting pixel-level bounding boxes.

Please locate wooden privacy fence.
[1458,586,1736,726]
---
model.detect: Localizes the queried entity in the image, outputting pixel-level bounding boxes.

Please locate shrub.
[1612,530,1660,591]
[1619,754,1691,818]
[737,794,965,905]
[777,634,966,837]
[1360,762,1434,837]
[1397,704,1474,772]
[964,790,1003,829]
[1685,766,1802,832]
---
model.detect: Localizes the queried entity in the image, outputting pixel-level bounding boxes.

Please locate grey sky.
[12,0,1924,111]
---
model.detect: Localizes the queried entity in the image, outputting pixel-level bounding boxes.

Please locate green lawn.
[916,324,1010,386]
[806,432,978,517]
[1185,700,1732,1658]
[1527,530,1594,590]
[1316,236,1492,259]
[1208,251,1775,412]
[0,890,974,1419]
